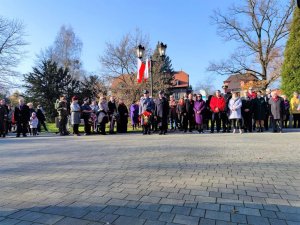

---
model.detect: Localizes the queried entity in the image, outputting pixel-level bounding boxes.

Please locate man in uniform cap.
[155,91,169,135]
[139,90,155,134]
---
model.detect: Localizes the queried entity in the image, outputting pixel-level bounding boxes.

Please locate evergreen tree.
[281,6,300,97]
[24,60,79,121]
[150,43,174,96]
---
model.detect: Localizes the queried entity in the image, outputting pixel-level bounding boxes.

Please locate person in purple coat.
[194,94,206,133]
[130,101,139,130]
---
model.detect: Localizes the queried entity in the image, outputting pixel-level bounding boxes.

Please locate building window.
[174,92,179,100]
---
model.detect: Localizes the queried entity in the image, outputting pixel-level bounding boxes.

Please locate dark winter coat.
[252,97,267,120]
[36,109,46,122]
[155,97,169,119]
[0,104,8,132]
[241,96,253,117]
[57,101,68,118]
[269,97,284,120]
[186,99,195,116]
[14,104,30,124]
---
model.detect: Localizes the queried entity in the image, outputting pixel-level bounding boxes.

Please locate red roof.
[172,71,189,88]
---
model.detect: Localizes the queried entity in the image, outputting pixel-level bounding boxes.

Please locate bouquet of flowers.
[141,111,152,126]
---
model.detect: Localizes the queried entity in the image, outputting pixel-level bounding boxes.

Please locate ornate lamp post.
[136,42,167,97]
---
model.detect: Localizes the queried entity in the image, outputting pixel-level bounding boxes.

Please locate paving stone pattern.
[0,131,300,225]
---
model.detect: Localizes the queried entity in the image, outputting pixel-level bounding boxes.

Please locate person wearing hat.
[269,90,284,133]
[56,95,69,136]
[81,98,92,135]
[155,90,169,135]
[139,90,155,134]
[70,96,81,136]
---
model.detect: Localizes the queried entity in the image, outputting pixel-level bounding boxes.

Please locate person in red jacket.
[210,90,226,133]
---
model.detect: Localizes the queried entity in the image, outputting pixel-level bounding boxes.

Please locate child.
[29,112,39,136]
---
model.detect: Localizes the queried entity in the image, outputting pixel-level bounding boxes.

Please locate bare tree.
[0,16,27,90]
[194,76,217,96]
[99,29,151,104]
[208,0,295,88]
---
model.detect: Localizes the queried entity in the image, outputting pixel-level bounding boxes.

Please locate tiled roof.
[172,71,189,88]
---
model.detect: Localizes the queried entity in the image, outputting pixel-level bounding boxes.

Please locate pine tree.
[281,6,300,97]
[24,60,79,121]
[150,43,174,96]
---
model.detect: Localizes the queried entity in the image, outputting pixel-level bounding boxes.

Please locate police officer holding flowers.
[139,90,155,135]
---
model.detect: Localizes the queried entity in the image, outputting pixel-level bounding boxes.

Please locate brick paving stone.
[269,218,288,225]
[33,214,64,224]
[231,214,247,223]
[260,209,278,219]
[159,213,175,222]
[247,215,271,225]
[144,220,166,225]
[54,217,90,225]
[197,203,220,211]
[190,208,205,217]
[237,207,261,216]
[139,210,161,220]
[173,214,200,225]
[205,210,230,222]
[113,216,145,225]
[159,205,174,213]
[114,207,143,217]
[171,206,191,216]
[199,218,216,225]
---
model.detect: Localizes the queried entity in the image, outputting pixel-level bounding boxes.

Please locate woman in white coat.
[228,92,243,134]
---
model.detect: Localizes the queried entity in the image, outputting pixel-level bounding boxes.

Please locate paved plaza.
[0,131,300,225]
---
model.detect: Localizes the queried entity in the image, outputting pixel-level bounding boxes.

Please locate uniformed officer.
[139,90,155,135]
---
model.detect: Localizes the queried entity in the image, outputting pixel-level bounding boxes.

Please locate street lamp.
[136,42,167,96]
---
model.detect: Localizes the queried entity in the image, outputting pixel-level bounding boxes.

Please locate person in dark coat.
[282,95,290,128]
[108,96,117,134]
[130,101,139,130]
[186,93,195,132]
[0,99,8,138]
[177,97,188,132]
[56,95,69,136]
[252,91,267,132]
[264,88,272,131]
[155,91,169,135]
[204,95,213,131]
[36,105,48,132]
[241,91,253,132]
[223,91,232,132]
[117,98,129,133]
[81,98,93,135]
[269,91,284,133]
[14,98,30,137]
[139,90,155,135]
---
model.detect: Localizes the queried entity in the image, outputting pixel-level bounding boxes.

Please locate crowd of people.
[0,87,300,138]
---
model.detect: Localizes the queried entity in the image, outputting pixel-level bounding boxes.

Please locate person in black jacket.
[155,91,169,135]
[36,105,48,132]
[108,96,117,134]
[0,99,8,138]
[14,98,30,137]
[241,91,253,132]
[186,93,195,132]
[117,98,129,133]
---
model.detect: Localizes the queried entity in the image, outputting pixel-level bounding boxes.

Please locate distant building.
[170,70,190,100]
[223,72,259,93]
[110,70,190,100]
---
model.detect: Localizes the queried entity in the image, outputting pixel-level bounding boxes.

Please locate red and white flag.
[137,58,145,83]
[144,58,151,81]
